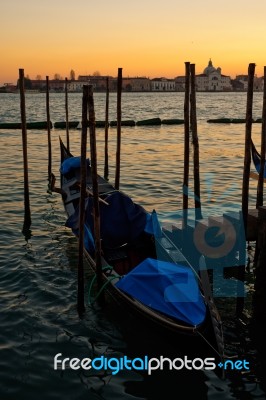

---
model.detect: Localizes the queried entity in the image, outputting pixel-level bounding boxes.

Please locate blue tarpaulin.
[66,191,149,250]
[144,209,163,238]
[60,157,90,175]
[115,258,206,326]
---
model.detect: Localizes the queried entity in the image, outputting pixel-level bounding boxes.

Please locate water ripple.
[1,92,265,399]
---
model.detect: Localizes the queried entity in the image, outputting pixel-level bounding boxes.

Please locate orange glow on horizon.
[1,0,266,85]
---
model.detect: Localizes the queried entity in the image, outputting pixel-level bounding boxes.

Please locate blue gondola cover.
[144,209,163,238]
[60,156,90,175]
[65,191,149,250]
[115,258,206,326]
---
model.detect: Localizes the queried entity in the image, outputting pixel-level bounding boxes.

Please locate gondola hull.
[58,138,224,359]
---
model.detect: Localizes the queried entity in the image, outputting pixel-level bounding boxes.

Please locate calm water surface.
[0,92,266,399]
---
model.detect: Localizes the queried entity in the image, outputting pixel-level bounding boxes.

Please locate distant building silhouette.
[151,77,176,91]
[5,61,264,92]
[175,59,232,91]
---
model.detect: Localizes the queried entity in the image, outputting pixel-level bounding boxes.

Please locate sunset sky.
[1,0,266,85]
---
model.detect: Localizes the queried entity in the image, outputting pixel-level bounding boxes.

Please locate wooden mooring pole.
[77,85,88,314]
[65,77,70,152]
[19,68,31,236]
[238,62,256,316]
[190,63,202,221]
[253,206,266,321]
[242,63,255,233]
[115,67,123,190]
[183,61,190,228]
[104,76,109,180]
[253,67,266,268]
[88,85,104,303]
[256,66,266,208]
[252,67,266,322]
[46,76,52,182]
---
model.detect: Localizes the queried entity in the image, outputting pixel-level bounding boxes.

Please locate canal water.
[0,91,265,399]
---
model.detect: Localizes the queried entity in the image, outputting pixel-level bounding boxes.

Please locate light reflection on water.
[0,92,266,399]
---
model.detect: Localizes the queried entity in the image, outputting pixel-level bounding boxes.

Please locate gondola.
[251,140,266,177]
[57,137,224,360]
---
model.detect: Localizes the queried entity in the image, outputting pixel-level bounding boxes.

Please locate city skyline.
[1,62,265,88]
[1,0,266,86]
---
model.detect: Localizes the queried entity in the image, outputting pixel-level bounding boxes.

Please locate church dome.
[204,59,217,75]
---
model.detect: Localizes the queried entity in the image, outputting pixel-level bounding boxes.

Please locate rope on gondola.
[88,266,119,305]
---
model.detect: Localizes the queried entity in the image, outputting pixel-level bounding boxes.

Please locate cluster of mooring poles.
[76,68,123,312]
[67,68,123,313]
[76,85,103,313]
[18,66,123,313]
[181,61,266,320]
[19,63,266,321]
